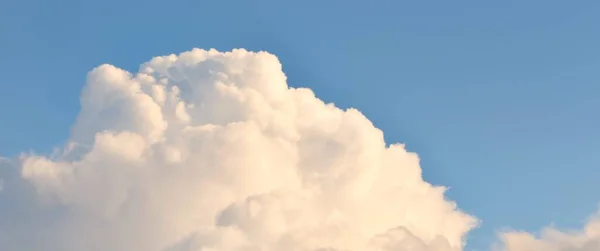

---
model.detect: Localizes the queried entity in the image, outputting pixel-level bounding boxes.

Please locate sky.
[1,0,600,250]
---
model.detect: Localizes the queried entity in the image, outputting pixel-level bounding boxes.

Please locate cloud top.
[497,211,600,251]
[0,48,478,251]
[2,47,596,251]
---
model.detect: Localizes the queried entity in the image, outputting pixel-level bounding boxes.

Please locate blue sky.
[1,0,599,250]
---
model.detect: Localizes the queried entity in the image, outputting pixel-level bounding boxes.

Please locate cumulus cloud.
[1,48,594,251]
[0,48,477,251]
[496,211,600,251]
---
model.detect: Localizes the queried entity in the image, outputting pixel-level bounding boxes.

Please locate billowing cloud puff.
[496,211,600,251]
[0,48,478,251]
[2,48,596,251]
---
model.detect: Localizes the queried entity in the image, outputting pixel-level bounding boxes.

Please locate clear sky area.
[1,1,599,250]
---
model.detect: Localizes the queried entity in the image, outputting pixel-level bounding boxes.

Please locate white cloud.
[496,210,600,251]
[0,47,595,251]
[0,48,477,251]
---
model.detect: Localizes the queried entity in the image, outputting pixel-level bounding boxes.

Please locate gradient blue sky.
[1,1,599,250]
